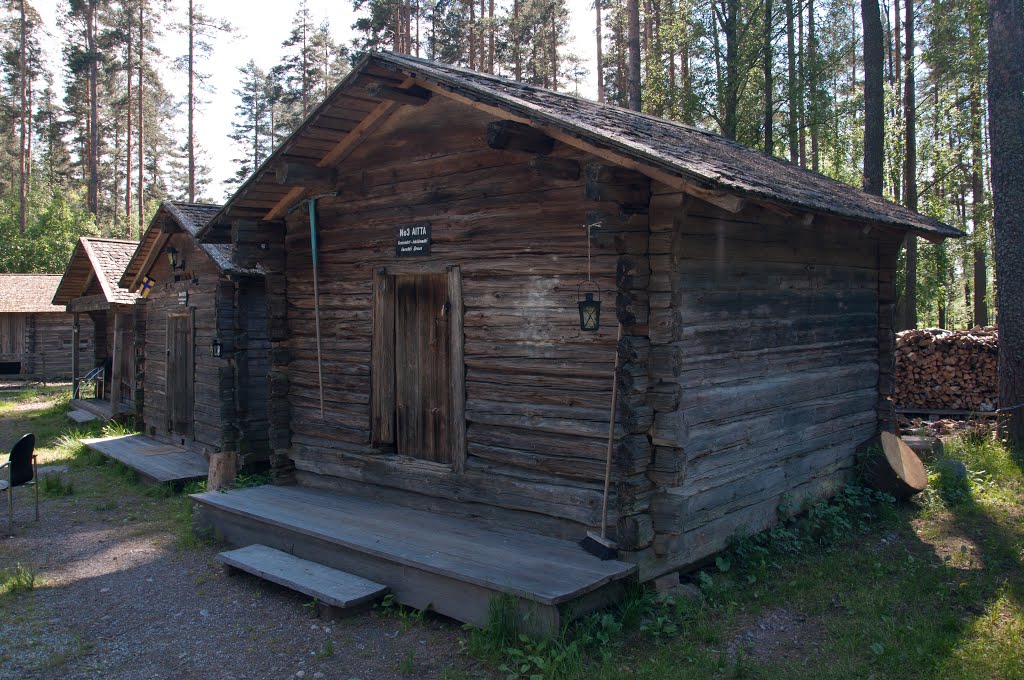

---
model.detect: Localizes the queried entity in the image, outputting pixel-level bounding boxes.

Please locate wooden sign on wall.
[396,223,432,257]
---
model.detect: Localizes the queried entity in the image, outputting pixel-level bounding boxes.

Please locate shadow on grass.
[604,469,1023,679]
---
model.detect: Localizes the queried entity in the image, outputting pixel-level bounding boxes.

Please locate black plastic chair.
[1,433,38,535]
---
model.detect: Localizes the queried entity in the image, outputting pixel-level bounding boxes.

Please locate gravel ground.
[0,470,485,680]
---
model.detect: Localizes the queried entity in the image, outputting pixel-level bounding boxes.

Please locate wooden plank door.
[166,313,194,437]
[394,273,451,463]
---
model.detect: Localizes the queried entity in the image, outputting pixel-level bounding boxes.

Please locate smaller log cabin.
[119,201,271,466]
[0,274,94,379]
[52,237,140,418]
[192,53,963,628]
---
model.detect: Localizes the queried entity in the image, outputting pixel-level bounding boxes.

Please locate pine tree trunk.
[88,0,99,216]
[797,2,805,167]
[893,0,901,103]
[988,0,1024,447]
[596,0,605,102]
[551,12,558,90]
[488,0,494,73]
[722,0,739,140]
[808,0,818,171]
[126,10,133,225]
[513,0,521,80]
[764,0,773,155]
[861,0,884,196]
[302,22,309,116]
[188,0,196,202]
[974,248,988,326]
[18,0,27,233]
[786,0,797,162]
[627,0,642,111]
[138,0,145,238]
[970,30,987,327]
[901,0,917,330]
[469,0,475,70]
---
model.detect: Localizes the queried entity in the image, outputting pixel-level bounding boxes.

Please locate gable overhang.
[204,52,962,245]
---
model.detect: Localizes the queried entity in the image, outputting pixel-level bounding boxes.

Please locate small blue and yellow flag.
[139,276,155,298]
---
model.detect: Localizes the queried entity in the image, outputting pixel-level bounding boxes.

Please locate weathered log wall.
[645,188,892,578]
[233,277,272,464]
[275,94,896,577]
[140,234,231,454]
[285,97,644,537]
[0,312,94,378]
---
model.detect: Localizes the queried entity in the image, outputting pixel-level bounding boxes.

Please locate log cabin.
[191,52,963,631]
[0,274,95,380]
[118,201,270,467]
[52,237,140,420]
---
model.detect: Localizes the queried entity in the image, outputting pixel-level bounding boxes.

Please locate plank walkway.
[81,434,208,484]
[193,485,635,609]
[219,544,389,609]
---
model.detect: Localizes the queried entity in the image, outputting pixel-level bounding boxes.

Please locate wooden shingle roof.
[0,274,65,313]
[121,201,260,290]
[52,237,140,306]
[205,52,961,242]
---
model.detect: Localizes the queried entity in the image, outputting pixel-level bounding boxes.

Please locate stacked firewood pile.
[895,326,998,412]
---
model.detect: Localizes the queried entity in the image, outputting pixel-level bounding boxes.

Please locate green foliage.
[230,472,270,489]
[0,185,97,273]
[374,593,428,630]
[0,563,36,597]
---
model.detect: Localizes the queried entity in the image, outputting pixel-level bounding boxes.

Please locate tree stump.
[208,451,241,491]
[864,432,929,500]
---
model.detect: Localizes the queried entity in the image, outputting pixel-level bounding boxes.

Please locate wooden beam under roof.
[260,77,417,221]
[410,78,750,214]
[365,82,432,106]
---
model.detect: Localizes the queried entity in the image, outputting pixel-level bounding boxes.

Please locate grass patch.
[464,450,1024,680]
[0,564,36,597]
[39,474,75,497]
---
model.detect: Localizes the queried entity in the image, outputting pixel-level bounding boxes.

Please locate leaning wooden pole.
[291,193,337,419]
[581,322,623,560]
[600,322,623,540]
[309,200,325,419]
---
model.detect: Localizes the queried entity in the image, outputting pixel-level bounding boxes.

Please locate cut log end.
[865,432,929,500]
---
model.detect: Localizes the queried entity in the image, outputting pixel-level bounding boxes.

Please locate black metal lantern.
[166,245,185,271]
[577,281,602,331]
[211,338,223,358]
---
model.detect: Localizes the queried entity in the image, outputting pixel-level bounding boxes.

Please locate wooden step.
[67,409,98,424]
[218,544,389,611]
[80,434,208,484]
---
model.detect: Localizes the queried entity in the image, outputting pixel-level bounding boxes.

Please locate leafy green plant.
[0,563,36,597]
[374,593,428,630]
[231,472,270,489]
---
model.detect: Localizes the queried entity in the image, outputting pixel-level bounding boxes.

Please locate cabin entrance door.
[393,272,452,463]
[166,311,194,438]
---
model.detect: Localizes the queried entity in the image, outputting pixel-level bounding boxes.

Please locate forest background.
[0,0,1000,334]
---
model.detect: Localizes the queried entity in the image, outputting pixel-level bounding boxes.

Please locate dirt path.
[0,414,482,679]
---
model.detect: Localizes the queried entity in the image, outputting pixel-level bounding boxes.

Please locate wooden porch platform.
[192,485,637,633]
[81,434,208,484]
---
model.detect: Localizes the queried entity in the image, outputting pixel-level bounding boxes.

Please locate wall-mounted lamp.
[212,338,223,358]
[577,281,602,331]
[574,221,603,332]
[258,241,271,251]
[166,245,186,271]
